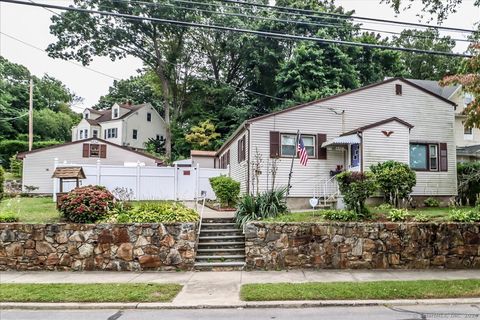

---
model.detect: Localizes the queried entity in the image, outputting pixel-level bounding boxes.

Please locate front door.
[351,144,360,168]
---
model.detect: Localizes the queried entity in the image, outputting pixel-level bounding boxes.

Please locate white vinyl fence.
[53,159,229,202]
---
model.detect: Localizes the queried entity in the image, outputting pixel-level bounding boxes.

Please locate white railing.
[195,191,207,235]
[322,176,340,206]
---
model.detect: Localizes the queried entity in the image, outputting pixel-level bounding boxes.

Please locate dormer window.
[84,112,89,119]
[147,112,152,122]
[113,107,119,119]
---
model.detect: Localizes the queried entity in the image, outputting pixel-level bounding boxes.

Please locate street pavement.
[1,304,480,320]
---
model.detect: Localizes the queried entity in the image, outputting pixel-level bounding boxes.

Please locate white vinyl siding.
[362,121,410,170]
[218,132,249,194]
[249,79,456,197]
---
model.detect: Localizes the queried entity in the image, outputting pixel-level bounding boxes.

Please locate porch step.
[194,261,245,270]
[195,217,245,271]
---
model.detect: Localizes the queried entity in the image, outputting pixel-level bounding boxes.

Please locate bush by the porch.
[370,160,416,207]
[58,185,115,223]
[209,175,240,207]
[336,171,376,217]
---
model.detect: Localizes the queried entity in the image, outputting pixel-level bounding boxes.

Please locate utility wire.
[218,0,479,34]
[112,0,474,43]
[30,0,292,103]
[1,0,473,58]
[0,31,122,81]
[0,112,29,121]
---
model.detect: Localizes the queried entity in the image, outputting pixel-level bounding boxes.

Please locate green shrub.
[448,208,480,222]
[457,162,480,206]
[413,213,429,222]
[0,211,18,223]
[387,208,410,222]
[112,202,198,223]
[375,203,393,211]
[370,160,416,207]
[0,166,4,200]
[209,175,240,207]
[424,197,440,207]
[321,209,358,221]
[235,188,288,227]
[58,185,115,223]
[336,171,377,217]
[9,153,23,178]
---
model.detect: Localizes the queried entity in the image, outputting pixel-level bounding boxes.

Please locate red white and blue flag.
[297,136,308,166]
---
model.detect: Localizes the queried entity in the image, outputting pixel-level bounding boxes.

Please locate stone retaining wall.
[0,223,197,271]
[245,222,480,270]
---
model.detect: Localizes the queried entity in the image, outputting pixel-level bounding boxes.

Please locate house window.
[281,134,296,156]
[89,144,100,157]
[410,143,440,171]
[395,84,402,95]
[113,108,119,118]
[429,144,438,171]
[132,129,138,140]
[93,130,98,138]
[106,128,118,139]
[84,113,89,119]
[84,130,88,139]
[238,136,246,163]
[80,130,84,139]
[147,113,152,122]
[464,126,473,135]
[281,134,315,157]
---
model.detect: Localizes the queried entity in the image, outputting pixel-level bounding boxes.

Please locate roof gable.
[341,117,414,136]
[247,77,456,124]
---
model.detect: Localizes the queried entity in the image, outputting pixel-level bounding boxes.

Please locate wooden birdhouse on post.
[52,167,86,206]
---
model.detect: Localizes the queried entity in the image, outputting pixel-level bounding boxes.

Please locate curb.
[2,298,480,310]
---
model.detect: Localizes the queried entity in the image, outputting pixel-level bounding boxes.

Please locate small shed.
[52,167,86,192]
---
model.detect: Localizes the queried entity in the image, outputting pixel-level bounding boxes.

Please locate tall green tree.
[392,29,460,80]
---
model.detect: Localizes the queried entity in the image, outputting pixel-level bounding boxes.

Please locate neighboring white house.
[18,138,163,194]
[215,77,457,208]
[396,79,478,162]
[71,103,167,150]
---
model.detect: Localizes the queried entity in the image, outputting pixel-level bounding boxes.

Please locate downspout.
[246,123,251,195]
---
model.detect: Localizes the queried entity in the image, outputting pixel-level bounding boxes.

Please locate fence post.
[96,159,101,185]
[174,163,178,201]
[136,161,141,200]
[195,163,200,202]
[52,158,59,203]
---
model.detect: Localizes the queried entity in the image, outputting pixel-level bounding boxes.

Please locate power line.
[1,0,473,58]
[0,31,122,81]
[30,0,291,104]
[0,112,29,122]
[112,0,474,43]
[218,0,479,34]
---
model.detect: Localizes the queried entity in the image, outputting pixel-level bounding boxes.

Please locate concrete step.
[201,223,237,229]
[195,255,245,260]
[199,235,245,241]
[201,219,235,224]
[194,261,245,269]
[200,229,241,233]
[197,241,245,247]
[197,248,245,254]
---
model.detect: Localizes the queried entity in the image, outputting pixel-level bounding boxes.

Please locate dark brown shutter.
[227,150,230,167]
[270,131,280,158]
[395,84,402,95]
[242,136,246,161]
[100,144,107,158]
[82,144,89,158]
[237,139,241,163]
[317,133,327,160]
[439,143,448,171]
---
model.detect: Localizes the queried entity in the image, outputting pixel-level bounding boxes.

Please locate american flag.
[297,136,308,166]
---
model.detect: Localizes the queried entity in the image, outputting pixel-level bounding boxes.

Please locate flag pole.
[286,130,300,197]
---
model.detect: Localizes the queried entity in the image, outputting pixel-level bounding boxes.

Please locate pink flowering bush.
[58,185,115,223]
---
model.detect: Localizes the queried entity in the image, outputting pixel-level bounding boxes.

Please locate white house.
[215,78,457,208]
[405,79,479,162]
[71,103,167,150]
[18,138,163,194]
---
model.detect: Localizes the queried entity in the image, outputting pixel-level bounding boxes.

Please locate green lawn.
[0,197,60,223]
[241,279,480,301]
[266,206,455,223]
[0,283,182,302]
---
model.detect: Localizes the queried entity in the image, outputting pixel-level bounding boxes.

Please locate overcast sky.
[1,0,479,112]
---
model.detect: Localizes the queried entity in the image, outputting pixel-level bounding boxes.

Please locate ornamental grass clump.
[58,185,115,223]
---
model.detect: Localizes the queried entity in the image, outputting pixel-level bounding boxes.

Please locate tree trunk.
[155,63,172,160]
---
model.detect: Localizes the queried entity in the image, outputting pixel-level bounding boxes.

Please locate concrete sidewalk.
[1,270,480,308]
